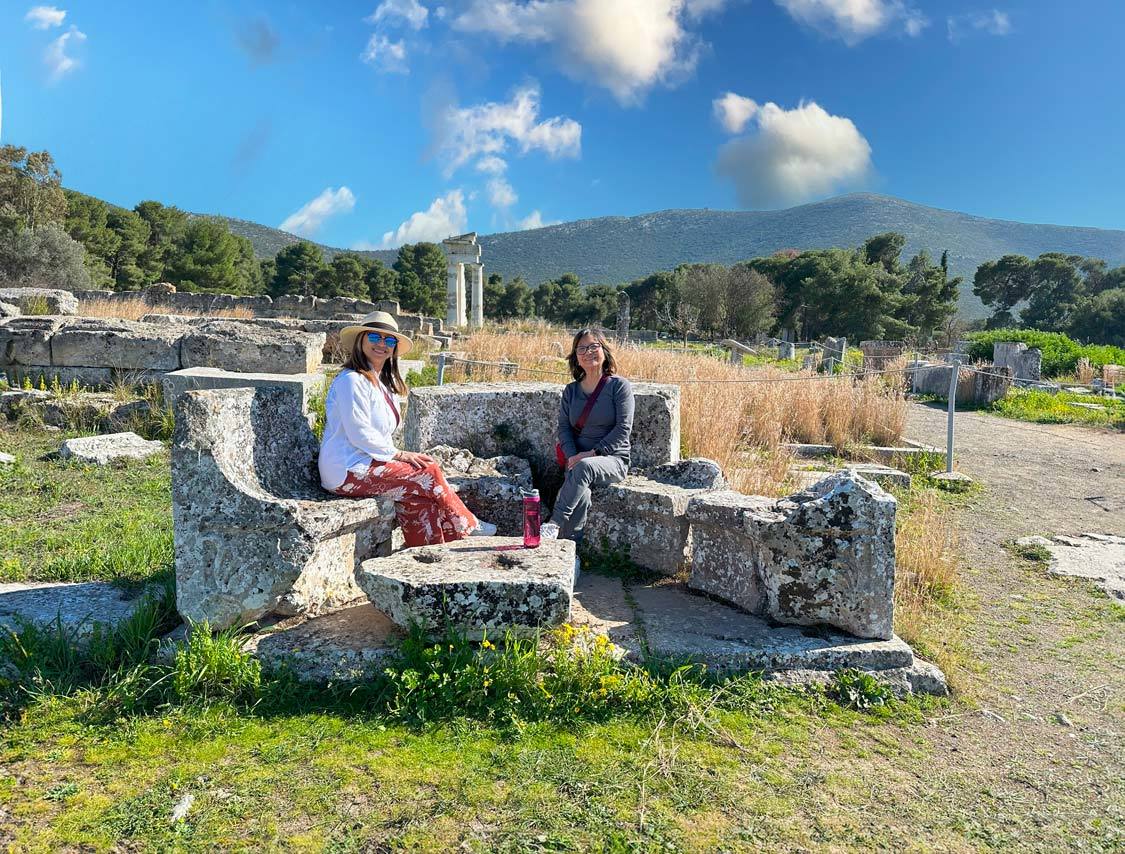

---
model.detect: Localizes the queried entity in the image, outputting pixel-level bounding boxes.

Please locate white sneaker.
[540,522,560,540]
[471,520,498,536]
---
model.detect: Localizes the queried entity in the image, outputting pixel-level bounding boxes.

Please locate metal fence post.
[946,357,959,473]
[436,352,446,386]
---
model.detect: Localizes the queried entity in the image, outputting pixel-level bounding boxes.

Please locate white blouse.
[318,369,402,491]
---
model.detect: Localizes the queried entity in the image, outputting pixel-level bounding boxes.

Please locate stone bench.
[686,472,896,640]
[172,386,396,630]
[424,445,534,537]
[583,458,727,576]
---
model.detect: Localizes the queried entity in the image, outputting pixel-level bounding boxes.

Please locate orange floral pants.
[334,460,478,547]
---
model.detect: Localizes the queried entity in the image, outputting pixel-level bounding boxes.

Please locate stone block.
[0,580,159,641]
[51,318,185,370]
[0,316,67,366]
[585,458,727,576]
[162,367,325,411]
[172,387,395,629]
[424,445,534,537]
[0,287,79,315]
[59,432,165,465]
[356,536,575,636]
[686,472,897,640]
[754,472,896,640]
[179,320,324,374]
[994,341,1042,382]
[0,301,20,319]
[686,491,779,613]
[403,381,680,486]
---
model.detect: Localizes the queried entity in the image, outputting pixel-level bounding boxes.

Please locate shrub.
[966,329,1125,377]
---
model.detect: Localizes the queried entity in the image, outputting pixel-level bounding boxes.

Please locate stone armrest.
[289,495,396,541]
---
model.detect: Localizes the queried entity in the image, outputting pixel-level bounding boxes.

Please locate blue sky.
[5,0,1124,249]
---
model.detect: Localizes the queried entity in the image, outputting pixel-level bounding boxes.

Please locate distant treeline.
[1,145,1120,346]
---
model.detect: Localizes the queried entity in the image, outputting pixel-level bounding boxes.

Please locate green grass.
[988,388,1124,429]
[967,329,1125,377]
[0,422,173,585]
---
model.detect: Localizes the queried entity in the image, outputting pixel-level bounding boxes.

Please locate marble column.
[447,262,466,328]
[470,264,484,328]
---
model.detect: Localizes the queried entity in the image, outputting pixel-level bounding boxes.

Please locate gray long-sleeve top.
[557,375,634,463]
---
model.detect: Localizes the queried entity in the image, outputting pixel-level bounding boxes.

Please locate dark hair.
[567,327,617,382]
[344,330,407,394]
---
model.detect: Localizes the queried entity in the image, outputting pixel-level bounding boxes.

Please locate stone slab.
[0,452,15,465]
[242,603,403,682]
[1017,533,1125,600]
[789,464,911,492]
[162,367,325,411]
[629,583,914,673]
[0,287,78,315]
[59,432,165,465]
[51,318,185,370]
[357,536,576,636]
[179,321,324,375]
[0,316,67,366]
[0,581,156,640]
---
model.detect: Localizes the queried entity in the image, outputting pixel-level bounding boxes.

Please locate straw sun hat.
[338,311,413,356]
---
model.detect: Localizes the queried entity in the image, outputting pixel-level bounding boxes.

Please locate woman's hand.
[394,451,435,470]
[566,450,595,470]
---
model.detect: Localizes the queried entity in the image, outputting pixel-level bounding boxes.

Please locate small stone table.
[357,536,576,637]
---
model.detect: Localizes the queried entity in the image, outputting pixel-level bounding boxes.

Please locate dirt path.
[896,404,1124,849]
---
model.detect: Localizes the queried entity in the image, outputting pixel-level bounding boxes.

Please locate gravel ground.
[899,403,1124,849]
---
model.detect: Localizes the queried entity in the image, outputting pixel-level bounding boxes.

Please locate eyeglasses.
[366,332,399,349]
[575,343,603,355]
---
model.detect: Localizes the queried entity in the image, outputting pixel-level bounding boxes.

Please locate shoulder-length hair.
[567,327,618,382]
[343,332,407,395]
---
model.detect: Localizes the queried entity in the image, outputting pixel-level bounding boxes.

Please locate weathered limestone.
[687,472,896,640]
[357,536,575,636]
[424,445,534,537]
[0,581,159,641]
[179,321,324,374]
[788,462,911,492]
[584,459,726,576]
[911,362,1012,405]
[51,318,184,370]
[1016,533,1125,600]
[0,301,20,318]
[59,432,165,465]
[994,341,1043,382]
[171,387,395,630]
[0,452,15,465]
[162,366,325,410]
[0,316,67,366]
[860,340,906,373]
[403,381,681,480]
[778,342,796,360]
[0,287,79,315]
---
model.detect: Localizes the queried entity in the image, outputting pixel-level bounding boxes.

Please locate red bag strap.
[377,380,401,427]
[574,374,609,432]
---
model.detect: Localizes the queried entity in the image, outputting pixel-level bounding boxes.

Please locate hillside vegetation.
[219,194,1125,318]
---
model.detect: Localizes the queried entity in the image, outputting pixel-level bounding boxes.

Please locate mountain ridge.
[215,193,1125,318]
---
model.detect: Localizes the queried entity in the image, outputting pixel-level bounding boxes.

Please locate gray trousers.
[550,455,628,541]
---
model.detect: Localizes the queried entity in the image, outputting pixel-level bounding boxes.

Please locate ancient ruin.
[442,232,484,329]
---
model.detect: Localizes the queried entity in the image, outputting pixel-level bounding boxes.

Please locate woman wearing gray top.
[541,327,634,542]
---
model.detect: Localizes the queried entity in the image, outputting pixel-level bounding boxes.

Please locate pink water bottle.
[523,489,541,548]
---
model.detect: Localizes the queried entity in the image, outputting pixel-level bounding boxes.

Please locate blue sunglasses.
[365,332,399,349]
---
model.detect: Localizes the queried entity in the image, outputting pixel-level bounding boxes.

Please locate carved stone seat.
[172,386,395,630]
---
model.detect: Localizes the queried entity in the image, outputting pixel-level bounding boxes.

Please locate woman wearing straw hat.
[319,311,496,546]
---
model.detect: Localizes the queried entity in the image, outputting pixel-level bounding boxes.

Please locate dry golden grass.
[894,489,965,684]
[1075,357,1095,385]
[78,296,255,321]
[451,327,908,495]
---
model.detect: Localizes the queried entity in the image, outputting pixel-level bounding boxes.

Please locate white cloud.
[774,0,927,44]
[516,210,560,230]
[713,92,759,134]
[279,186,356,236]
[487,176,518,208]
[381,189,468,247]
[438,83,581,176]
[715,99,873,208]
[947,10,1012,41]
[453,0,729,105]
[25,5,66,29]
[44,27,85,81]
[361,34,409,72]
[366,0,429,30]
[475,155,508,174]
